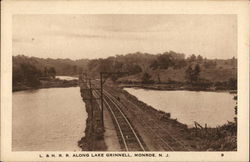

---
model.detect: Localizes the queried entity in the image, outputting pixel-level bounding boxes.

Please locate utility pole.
[80,72,103,150]
[100,73,104,128]
[99,72,128,128]
[89,78,94,151]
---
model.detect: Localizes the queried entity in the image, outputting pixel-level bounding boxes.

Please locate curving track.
[92,86,146,151]
[82,77,192,151]
[103,89,192,151]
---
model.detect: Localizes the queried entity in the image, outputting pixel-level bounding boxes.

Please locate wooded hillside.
[85,51,237,88]
[13,51,237,90]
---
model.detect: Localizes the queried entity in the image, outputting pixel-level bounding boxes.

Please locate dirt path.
[103,106,121,151]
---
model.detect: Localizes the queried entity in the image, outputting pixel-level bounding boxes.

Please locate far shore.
[13,78,79,92]
[119,83,237,93]
[13,80,237,94]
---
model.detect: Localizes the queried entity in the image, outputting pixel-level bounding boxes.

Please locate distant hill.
[13,55,89,75]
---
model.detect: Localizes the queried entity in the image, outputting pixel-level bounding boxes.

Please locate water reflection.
[55,76,78,81]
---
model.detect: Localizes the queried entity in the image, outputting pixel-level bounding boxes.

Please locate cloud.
[12,37,36,43]
[50,30,109,39]
[12,14,237,59]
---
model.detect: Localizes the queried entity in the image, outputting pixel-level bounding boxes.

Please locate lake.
[55,76,78,80]
[12,87,86,151]
[124,88,236,128]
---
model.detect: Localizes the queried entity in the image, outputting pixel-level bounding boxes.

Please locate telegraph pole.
[89,78,94,151]
[100,72,104,128]
[80,72,103,150]
[99,72,128,128]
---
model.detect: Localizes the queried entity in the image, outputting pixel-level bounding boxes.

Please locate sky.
[13,14,237,60]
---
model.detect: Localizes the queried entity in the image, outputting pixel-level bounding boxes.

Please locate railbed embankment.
[79,81,237,151]
[106,83,237,151]
[78,82,107,151]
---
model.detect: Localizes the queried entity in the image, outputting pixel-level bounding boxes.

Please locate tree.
[150,60,158,70]
[149,53,174,70]
[72,65,77,74]
[173,59,186,69]
[157,73,161,83]
[197,55,203,63]
[129,64,142,75]
[98,59,113,72]
[20,63,41,87]
[113,61,123,71]
[13,67,24,86]
[187,54,196,62]
[142,72,153,84]
[48,67,56,79]
[193,64,201,82]
[185,64,201,84]
[44,67,48,76]
[185,65,193,83]
[228,78,237,90]
[231,56,237,66]
[78,67,83,74]
[158,54,173,69]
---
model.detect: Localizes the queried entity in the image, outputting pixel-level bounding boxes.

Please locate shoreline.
[13,79,79,92]
[78,81,107,151]
[13,84,79,92]
[119,83,237,93]
[115,85,237,151]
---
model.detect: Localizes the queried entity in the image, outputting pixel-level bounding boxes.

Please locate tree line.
[13,55,89,75]
[13,63,57,88]
[13,52,237,89]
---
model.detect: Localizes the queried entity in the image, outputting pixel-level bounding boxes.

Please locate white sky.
[13,14,237,60]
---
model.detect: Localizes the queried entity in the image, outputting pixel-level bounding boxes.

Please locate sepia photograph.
[12,14,238,151]
[1,1,249,162]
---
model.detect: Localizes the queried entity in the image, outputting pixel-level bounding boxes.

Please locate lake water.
[55,76,78,80]
[124,88,236,128]
[12,87,86,151]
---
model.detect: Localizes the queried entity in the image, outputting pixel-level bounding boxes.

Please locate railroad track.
[91,86,146,151]
[104,89,192,151]
[81,78,191,151]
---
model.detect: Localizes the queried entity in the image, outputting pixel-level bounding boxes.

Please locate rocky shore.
[78,82,107,151]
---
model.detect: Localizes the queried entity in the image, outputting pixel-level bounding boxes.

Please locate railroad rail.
[91,85,146,151]
[80,76,191,151]
[103,89,192,151]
